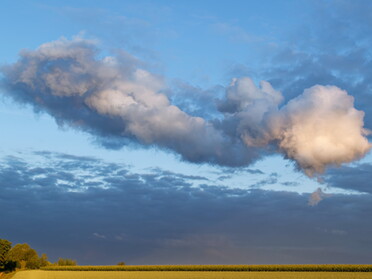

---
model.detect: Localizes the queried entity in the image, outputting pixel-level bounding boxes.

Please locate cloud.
[272,85,371,176]
[1,36,370,176]
[218,78,371,176]
[218,77,283,115]
[250,0,372,133]
[93,233,106,239]
[251,172,278,188]
[0,36,256,167]
[308,188,332,206]
[325,163,372,194]
[169,80,224,120]
[1,151,372,264]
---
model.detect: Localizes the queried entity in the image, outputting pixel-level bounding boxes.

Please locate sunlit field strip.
[41,264,372,272]
[11,270,372,279]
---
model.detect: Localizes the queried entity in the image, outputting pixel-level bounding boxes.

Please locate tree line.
[0,238,76,272]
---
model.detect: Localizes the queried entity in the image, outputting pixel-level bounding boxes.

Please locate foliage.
[10,270,372,279]
[0,239,12,270]
[56,258,77,266]
[7,244,41,269]
[39,254,50,267]
[0,239,51,272]
[117,262,125,266]
[5,243,50,270]
[25,255,41,269]
[41,264,372,272]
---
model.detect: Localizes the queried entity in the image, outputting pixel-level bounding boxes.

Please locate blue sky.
[1,0,372,265]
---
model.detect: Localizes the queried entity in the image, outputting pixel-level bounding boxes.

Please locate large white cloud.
[220,78,371,176]
[1,37,370,175]
[271,85,371,175]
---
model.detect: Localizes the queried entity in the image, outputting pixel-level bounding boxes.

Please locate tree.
[0,239,12,270]
[7,243,40,269]
[56,258,77,266]
[117,261,125,266]
[0,240,49,271]
[39,254,50,267]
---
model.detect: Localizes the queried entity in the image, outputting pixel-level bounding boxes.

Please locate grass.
[11,270,372,279]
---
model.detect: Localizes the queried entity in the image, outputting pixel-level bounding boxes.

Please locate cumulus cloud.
[1,36,370,176]
[219,78,371,176]
[218,77,283,147]
[271,85,371,176]
[0,36,255,167]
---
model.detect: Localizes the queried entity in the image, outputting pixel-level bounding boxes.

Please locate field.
[9,270,372,279]
[41,264,372,272]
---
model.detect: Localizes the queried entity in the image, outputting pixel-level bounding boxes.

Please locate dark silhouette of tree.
[3,260,17,272]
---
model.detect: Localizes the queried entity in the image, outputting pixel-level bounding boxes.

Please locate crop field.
[41,264,372,272]
[10,270,372,279]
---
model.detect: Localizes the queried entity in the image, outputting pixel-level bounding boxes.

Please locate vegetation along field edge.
[41,264,372,272]
[9,271,372,279]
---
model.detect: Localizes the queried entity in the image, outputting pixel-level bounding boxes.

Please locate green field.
[10,270,372,279]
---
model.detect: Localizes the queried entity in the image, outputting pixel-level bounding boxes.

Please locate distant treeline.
[41,264,372,272]
[0,238,77,272]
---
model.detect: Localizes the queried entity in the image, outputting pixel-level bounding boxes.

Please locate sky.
[1,0,372,265]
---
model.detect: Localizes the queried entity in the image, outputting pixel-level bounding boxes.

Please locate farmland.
[41,264,372,272]
[10,270,372,279]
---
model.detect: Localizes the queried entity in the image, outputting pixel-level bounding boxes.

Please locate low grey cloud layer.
[0,152,371,265]
[325,163,372,194]
[1,36,370,176]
